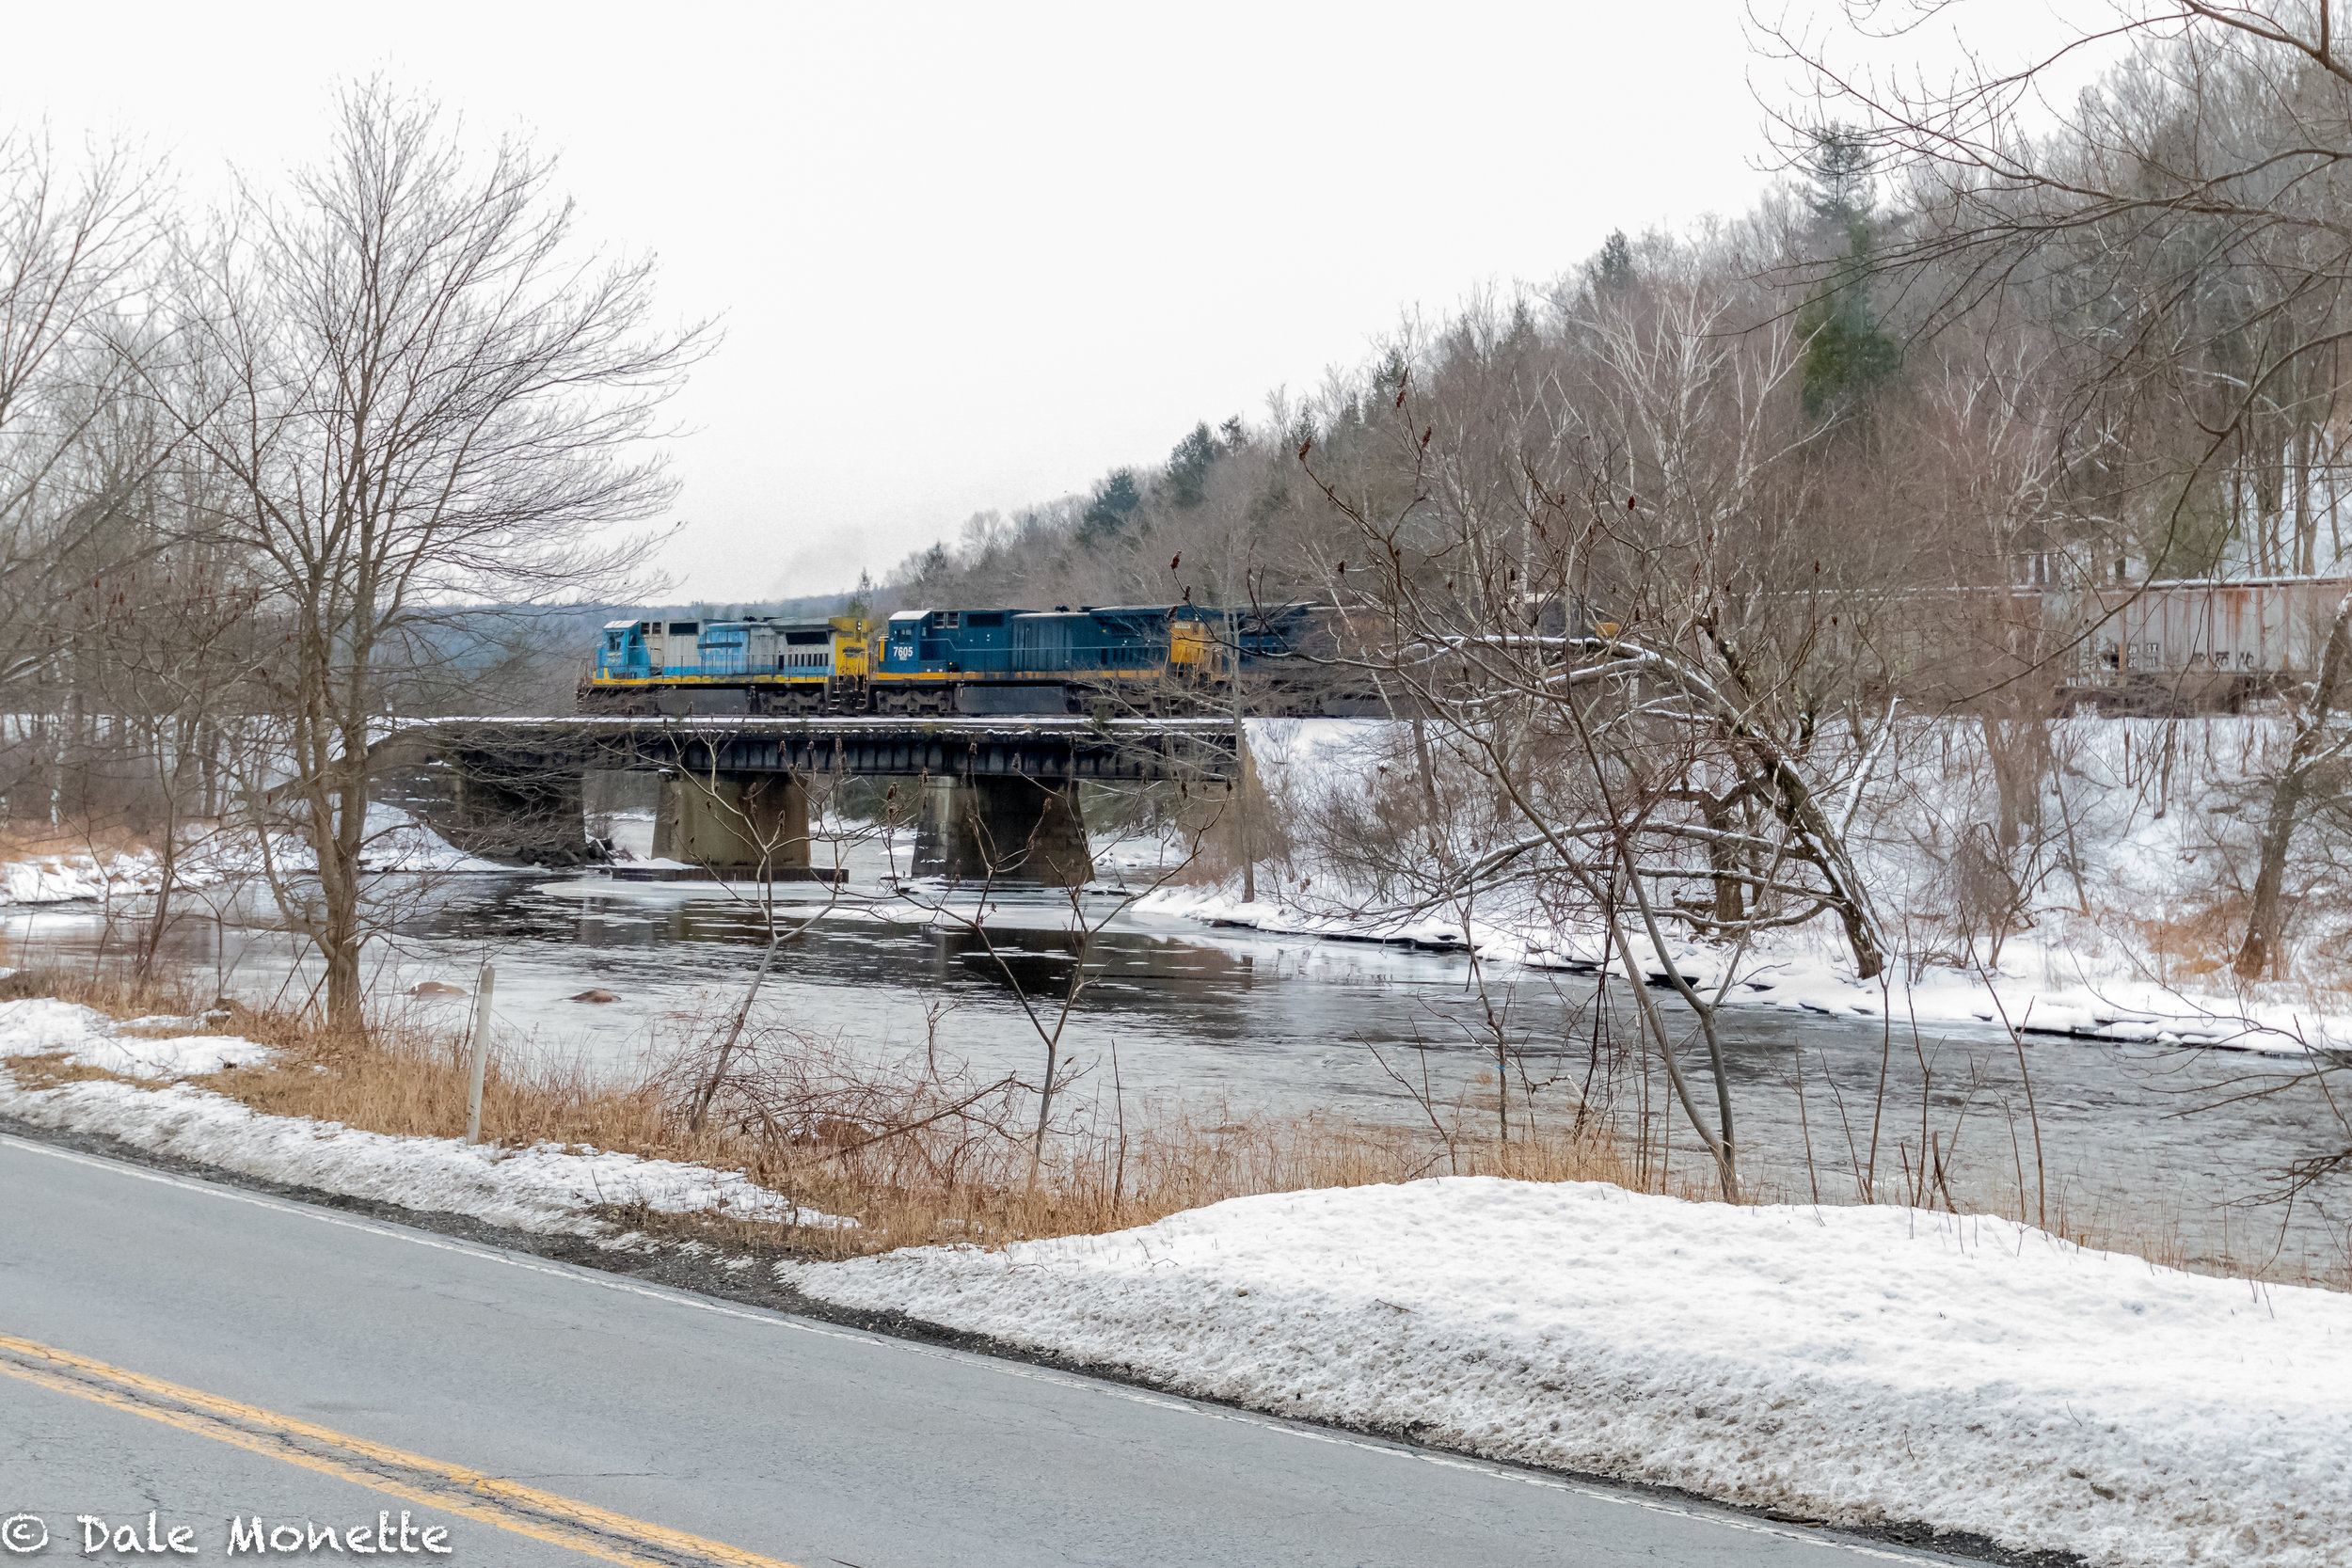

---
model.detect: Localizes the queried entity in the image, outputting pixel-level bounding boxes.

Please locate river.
[9,830,2349,1285]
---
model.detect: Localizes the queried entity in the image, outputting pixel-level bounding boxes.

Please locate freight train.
[2058,574,2352,712]
[582,576,2352,721]
[578,602,1345,717]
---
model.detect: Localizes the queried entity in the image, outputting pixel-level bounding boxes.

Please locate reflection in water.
[9,865,2351,1279]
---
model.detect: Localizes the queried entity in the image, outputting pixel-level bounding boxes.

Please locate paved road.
[0,1134,1964,1567]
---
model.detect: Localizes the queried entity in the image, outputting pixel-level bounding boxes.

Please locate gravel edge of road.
[0,1108,2082,1568]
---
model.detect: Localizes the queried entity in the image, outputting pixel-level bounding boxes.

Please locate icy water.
[11,837,2350,1280]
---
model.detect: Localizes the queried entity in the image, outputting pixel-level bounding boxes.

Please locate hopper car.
[2065,575,2351,711]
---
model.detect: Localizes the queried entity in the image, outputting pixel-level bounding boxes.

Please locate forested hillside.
[880,82,2352,633]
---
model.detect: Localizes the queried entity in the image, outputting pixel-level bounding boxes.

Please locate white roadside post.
[464,963,496,1145]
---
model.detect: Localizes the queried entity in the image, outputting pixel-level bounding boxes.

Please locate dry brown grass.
[0,821,159,864]
[3,1052,129,1089]
[773,1112,1666,1261]
[2137,895,2251,980]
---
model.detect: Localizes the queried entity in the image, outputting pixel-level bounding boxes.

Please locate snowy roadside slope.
[782,1178,2348,1568]
[0,1072,846,1234]
[0,1001,844,1234]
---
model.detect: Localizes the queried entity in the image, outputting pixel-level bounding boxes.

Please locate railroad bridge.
[382,715,1244,885]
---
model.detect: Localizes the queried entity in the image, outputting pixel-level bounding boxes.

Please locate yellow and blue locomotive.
[579,603,1330,717]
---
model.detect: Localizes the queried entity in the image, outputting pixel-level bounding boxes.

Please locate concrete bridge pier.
[437,752,596,867]
[653,770,811,876]
[913,775,1094,885]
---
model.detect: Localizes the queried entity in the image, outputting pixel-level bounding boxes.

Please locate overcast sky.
[19,1,2086,602]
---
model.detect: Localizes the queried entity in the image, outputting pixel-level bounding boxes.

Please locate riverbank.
[1144,716,2352,1058]
[0,995,836,1235]
[0,806,501,908]
[1146,883,2341,1055]
[0,970,1655,1257]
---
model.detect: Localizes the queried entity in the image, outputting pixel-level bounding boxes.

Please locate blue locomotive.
[580,602,1338,716]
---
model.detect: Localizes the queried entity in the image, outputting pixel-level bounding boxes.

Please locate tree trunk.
[321,922,365,1031]
[1228,610,1253,903]
[1696,785,1746,923]
[2236,594,2352,978]
[319,753,370,1034]
[1411,715,1438,814]
[1700,627,1886,978]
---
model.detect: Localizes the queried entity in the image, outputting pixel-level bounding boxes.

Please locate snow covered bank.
[1138,716,2352,1056]
[0,804,503,908]
[0,1001,844,1235]
[783,1177,2348,1568]
[1151,881,2338,1053]
[0,851,163,906]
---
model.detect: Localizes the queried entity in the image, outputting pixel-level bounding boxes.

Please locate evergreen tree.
[911,542,948,595]
[1803,128,1872,230]
[1078,467,1142,541]
[1166,421,1218,508]
[1594,229,1634,294]
[1797,127,1899,420]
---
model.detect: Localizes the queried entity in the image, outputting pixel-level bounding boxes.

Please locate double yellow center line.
[0,1335,802,1568]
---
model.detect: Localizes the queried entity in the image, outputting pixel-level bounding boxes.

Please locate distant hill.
[609,593,863,624]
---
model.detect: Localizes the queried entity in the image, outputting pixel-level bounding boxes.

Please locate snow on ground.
[0,804,501,908]
[1136,716,2352,1055]
[0,1000,847,1235]
[783,1176,2346,1568]
[0,852,158,905]
[0,998,271,1077]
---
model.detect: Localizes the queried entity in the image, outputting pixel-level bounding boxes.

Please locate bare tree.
[1266,244,1920,1200]
[1777,2,2352,974]
[2238,591,2352,974]
[0,132,161,693]
[887,759,1228,1182]
[156,83,707,1030]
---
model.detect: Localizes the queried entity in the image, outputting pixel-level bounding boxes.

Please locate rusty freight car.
[2057,576,2352,712]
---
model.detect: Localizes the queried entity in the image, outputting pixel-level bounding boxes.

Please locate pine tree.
[1078,468,1141,542]
[1594,230,1634,294]
[1166,422,1218,509]
[1797,127,1899,420]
